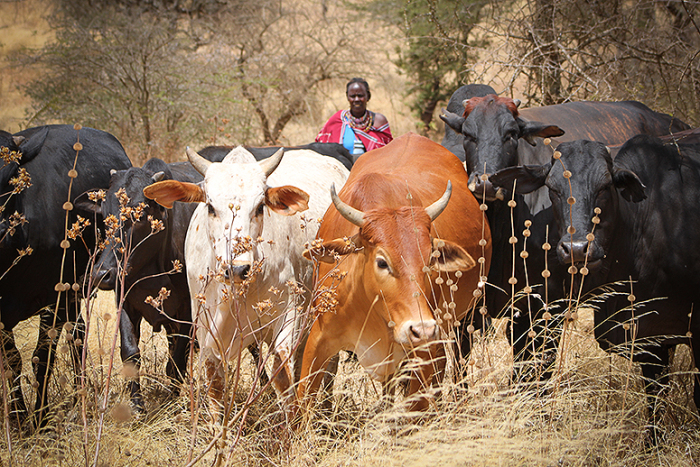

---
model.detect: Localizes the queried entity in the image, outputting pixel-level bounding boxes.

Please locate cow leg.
[247,343,270,387]
[119,308,144,411]
[203,354,226,419]
[510,301,556,386]
[1,329,27,422]
[692,340,700,414]
[639,344,670,445]
[406,343,447,412]
[296,322,340,423]
[32,310,60,428]
[165,321,192,395]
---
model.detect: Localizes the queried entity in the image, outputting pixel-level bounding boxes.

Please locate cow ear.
[490,163,551,195]
[518,120,565,146]
[612,167,646,202]
[430,238,476,273]
[73,191,103,215]
[440,109,466,133]
[14,126,49,163]
[303,235,362,263]
[143,180,205,209]
[265,185,309,215]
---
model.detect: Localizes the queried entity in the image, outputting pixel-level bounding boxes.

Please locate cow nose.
[557,240,589,264]
[469,174,503,201]
[93,267,116,290]
[229,264,251,282]
[407,321,438,346]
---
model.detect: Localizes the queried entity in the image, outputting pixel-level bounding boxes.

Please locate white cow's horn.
[425,181,452,222]
[186,146,212,175]
[331,183,365,227]
[258,148,284,177]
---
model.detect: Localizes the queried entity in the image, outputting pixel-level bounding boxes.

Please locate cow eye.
[376,257,389,270]
[255,203,265,216]
[207,203,215,216]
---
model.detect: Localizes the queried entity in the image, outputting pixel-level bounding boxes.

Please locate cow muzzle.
[557,240,603,270]
[397,319,439,347]
[468,174,505,202]
[226,261,251,284]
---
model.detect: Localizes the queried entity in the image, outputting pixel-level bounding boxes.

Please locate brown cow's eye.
[255,203,265,216]
[376,258,389,270]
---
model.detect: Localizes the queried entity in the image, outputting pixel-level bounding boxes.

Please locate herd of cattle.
[0,84,699,431]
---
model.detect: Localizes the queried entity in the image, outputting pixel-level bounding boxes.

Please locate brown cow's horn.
[330,183,365,227]
[425,181,452,221]
[258,148,284,177]
[186,146,212,175]
[513,99,521,108]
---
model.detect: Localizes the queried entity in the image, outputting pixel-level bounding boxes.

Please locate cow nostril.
[231,264,251,281]
[410,325,422,341]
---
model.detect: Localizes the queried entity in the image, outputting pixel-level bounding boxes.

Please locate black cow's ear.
[490,163,551,195]
[13,126,49,163]
[517,119,565,146]
[440,109,466,133]
[73,191,103,215]
[612,167,646,202]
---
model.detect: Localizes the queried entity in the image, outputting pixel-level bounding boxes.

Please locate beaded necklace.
[342,109,374,132]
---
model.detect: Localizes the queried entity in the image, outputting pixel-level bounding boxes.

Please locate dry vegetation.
[2,1,700,467]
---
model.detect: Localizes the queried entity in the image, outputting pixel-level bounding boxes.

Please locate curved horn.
[330,183,365,227]
[513,99,522,108]
[258,148,284,177]
[186,146,212,175]
[425,181,452,221]
[152,171,165,182]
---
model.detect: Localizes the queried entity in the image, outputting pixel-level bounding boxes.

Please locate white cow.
[143,146,349,408]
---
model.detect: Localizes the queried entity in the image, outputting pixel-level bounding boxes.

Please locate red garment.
[315,110,393,152]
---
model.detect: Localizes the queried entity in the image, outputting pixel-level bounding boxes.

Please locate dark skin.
[347,82,388,127]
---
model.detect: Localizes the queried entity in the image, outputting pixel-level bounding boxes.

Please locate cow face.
[144,147,309,284]
[490,140,646,271]
[441,95,564,201]
[305,183,476,350]
[75,167,169,289]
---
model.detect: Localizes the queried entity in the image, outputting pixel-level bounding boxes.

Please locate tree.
[360,0,488,135]
[18,0,365,161]
[479,0,700,123]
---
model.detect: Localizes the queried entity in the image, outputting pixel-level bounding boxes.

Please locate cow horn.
[152,171,165,182]
[12,135,25,147]
[425,181,452,221]
[186,146,212,175]
[258,148,284,177]
[330,183,365,227]
[513,99,522,108]
[110,169,117,176]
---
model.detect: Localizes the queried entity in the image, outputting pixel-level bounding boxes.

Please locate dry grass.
[2,299,699,467]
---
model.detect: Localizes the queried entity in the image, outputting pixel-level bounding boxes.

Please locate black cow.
[74,158,200,409]
[0,124,131,426]
[440,88,690,381]
[196,142,354,169]
[491,135,700,435]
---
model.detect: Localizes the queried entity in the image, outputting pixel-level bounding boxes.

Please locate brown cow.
[298,133,491,415]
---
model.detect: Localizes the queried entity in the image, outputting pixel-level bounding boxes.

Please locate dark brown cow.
[298,133,491,414]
